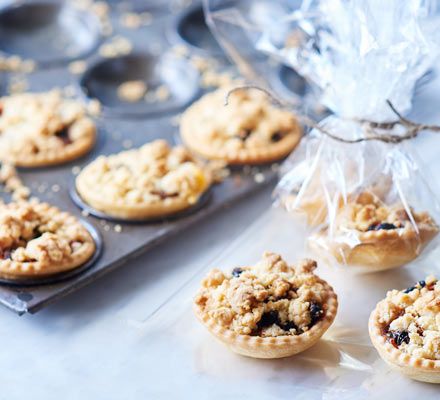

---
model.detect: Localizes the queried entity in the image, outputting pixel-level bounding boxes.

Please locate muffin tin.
[0,0,307,314]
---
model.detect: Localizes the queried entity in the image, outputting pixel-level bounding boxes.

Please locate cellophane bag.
[262,0,440,271]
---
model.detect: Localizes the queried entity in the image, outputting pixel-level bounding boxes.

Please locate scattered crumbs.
[81,209,90,217]
[72,166,81,175]
[117,80,147,103]
[87,99,102,117]
[68,60,87,75]
[114,224,122,233]
[99,36,132,58]
[120,11,153,29]
[99,220,107,226]
[155,85,170,101]
[51,184,60,193]
[103,224,111,232]
[37,184,48,194]
[0,163,30,200]
[122,139,133,149]
[254,173,265,184]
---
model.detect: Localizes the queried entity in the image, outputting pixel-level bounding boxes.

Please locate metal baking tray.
[0,0,306,314]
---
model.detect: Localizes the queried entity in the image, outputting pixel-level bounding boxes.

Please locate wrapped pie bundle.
[262,0,440,271]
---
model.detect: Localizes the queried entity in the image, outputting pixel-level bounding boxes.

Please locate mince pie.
[369,276,440,383]
[75,140,211,220]
[0,200,96,281]
[309,192,438,271]
[0,90,96,167]
[180,87,302,165]
[194,252,338,358]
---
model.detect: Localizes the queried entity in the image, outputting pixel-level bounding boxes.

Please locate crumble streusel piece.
[75,140,211,220]
[0,200,96,280]
[194,252,338,358]
[180,87,302,165]
[0,90,96,167]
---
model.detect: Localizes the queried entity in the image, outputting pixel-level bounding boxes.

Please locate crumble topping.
[376,276,440,360]
[0,90,95,165]
[182,88,299,152]
[77,140,210,205]
[0,200,93,267]
[195,252,329,337]
[340,192,436,233]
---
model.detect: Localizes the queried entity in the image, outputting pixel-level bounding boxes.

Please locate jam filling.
[55,125,73,145]
[150,190,179,200]
[367,222,398,231]
[235,129,252,141]
[270,131,286,143]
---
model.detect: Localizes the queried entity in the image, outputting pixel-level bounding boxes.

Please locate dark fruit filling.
[270,131,285,142]
[0,248,12,260]
[231,267,243,277]
[55,126,73,145]
[150,190,179,200]
[367,222,398,231]
[387,329,410,348]
[309,302,324,326]
[403,280,426,293]
[254,302,323,335]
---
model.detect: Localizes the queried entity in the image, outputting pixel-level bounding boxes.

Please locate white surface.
[2,77,440,399]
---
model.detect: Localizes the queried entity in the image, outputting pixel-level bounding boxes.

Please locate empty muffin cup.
[80,52,200,117]
[0,0,101,66]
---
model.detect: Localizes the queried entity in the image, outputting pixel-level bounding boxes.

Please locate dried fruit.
[257,310,280,329]
[231,267,243,277]
[309,302,324,326]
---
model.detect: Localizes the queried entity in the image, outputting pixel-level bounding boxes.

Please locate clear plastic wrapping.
[206,0,440,270]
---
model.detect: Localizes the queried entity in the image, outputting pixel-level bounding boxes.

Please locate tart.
[75,139,211,220]
[369,276,440,383]
[309,192,438,271]
[180,87,302,165]
[194,252,338,359]
[0,90,96,167]
[0,200,96,281]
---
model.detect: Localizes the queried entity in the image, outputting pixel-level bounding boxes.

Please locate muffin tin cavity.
[69,182,213,224]
[0,1,101,66]
[80,52,200,117]
[174,4,225,58]
[0,220,103,286]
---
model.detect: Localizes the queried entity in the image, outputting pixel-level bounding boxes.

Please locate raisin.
[55,126,73,145]
[257,311,280,329]
[270,131,284,142]
[281,321,298,332]
[404,280,427,293]
[368,222,397,231]
[309,302,324,326]
[388,330,410,346]
[231,267,243,277]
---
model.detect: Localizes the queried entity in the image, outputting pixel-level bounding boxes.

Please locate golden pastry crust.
[75,139,211,220]
[180,88,302,165]
[0,90,96,167]
[369,276,440,383]
[194,252,338,358]
[309,192,438,271]
[0,200,96,281]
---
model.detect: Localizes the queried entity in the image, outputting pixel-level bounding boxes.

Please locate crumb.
[114,224,122,233]
[254,173,265,184]
[81,209,90,217]
[68,60,87,75]
[117,80,147,103]
[51,184,60,193]
[87,99,102,116]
